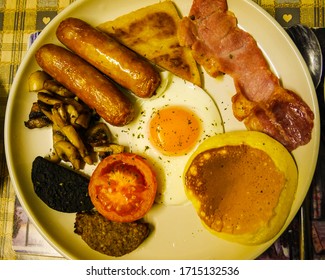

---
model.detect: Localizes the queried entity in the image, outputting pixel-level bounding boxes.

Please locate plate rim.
[4,0,320,260]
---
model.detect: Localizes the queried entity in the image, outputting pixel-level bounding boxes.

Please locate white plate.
[5,0,320,259]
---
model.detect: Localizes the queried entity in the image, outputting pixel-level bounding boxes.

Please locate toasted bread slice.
[97,1,201,86]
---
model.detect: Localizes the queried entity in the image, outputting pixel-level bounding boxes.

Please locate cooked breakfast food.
[74,211,150,257]
[96,75,223,206]
[24,101,52,129]
[32,156,94,212]
[57,18,161,98]
[178,0,314,151]
[23,0,314,259]
[35,44,135,126]
[25,70,126,169]
[97,0,202,87]
[88,153,157,223]
[183,131,298,245]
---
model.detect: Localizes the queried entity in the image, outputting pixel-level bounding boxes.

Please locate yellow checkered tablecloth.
[255,0,325,27]
[0,0,324,260]
[0,0,76,260]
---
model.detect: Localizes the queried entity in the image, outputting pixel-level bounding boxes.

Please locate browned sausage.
[56,17,161,98]
[35,44,134,127]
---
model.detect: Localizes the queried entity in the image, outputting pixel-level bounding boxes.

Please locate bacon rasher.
[178,0,314,151]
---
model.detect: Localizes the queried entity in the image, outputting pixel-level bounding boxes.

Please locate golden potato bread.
[97,0,201,86]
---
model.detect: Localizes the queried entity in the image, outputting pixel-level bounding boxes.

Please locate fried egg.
[107,74,224,205]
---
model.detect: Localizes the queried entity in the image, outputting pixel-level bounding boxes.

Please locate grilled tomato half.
[89,153,157,222]
[183,131,298,245]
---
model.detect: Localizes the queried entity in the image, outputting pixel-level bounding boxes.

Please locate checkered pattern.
[253,0,325,27]
[0,0,75,260]
[0,0,74,92]
[0,0,324,260]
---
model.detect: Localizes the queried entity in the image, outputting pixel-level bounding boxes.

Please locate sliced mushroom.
[28,70,51,92]
[57,104,69,124]
[26,71,115,169]
[43,80,75,97]
[28,102,45,119]
[51,105,67,128]
[66,104,79,126]
[37,91,62,106]
[48,123,66,163]
[75,113,91,129]
[62,97,88,114]
[52,106,93,165]
[24,117,51,129]
[38,101,53,122]
[94,144,125,159]
[65,104,91,129]
[61,125,93,165]
[85,123,112,147]
[54,140,82,170]
[52,123,67,143]
[24,102,52,129]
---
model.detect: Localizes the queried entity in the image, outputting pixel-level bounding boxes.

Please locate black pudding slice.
[31,156,94,212]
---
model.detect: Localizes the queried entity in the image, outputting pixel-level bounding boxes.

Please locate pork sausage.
[56,17,161,98]
[35,44,134,126]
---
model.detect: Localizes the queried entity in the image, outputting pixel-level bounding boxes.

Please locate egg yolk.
[149,106,202,156]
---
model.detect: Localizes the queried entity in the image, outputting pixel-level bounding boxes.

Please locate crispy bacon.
[178,0,314,150]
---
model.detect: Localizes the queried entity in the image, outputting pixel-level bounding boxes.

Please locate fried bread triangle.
[97,0,201,86]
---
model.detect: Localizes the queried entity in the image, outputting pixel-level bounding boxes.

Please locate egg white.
[107,74,224,206]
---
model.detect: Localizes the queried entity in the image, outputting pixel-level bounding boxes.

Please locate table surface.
[1,0,325,260]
